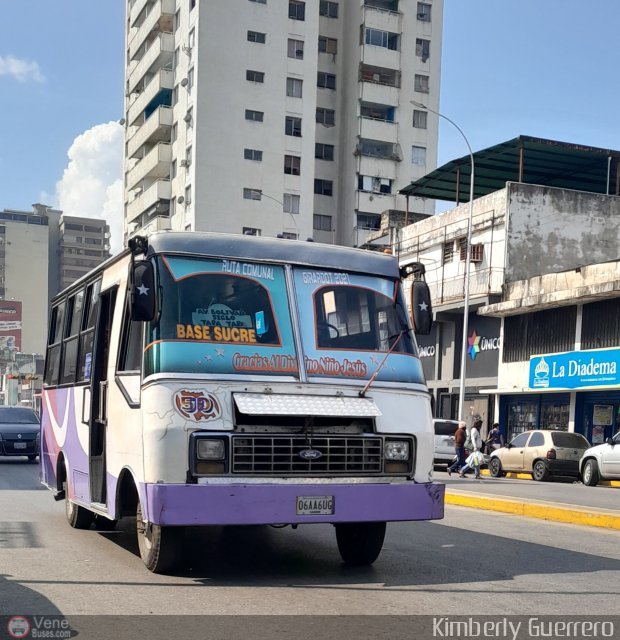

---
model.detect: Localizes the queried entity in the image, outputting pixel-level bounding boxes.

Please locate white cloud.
[0,55,44,83]
[54,122,124,253]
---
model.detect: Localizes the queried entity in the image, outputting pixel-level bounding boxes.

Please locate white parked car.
[580,431,620,486]
[433,419,460,465]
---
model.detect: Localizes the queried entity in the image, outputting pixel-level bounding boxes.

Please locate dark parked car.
[0,406,40,462]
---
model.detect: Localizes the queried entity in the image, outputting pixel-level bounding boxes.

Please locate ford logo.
[299,449,322,461]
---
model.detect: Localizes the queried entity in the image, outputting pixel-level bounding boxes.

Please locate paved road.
[1,458,619,622]
[434,469,620,511]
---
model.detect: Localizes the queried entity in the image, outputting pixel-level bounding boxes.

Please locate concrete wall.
[505,183,620,283]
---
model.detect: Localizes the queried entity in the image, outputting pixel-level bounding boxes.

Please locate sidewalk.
[439,472,620,531]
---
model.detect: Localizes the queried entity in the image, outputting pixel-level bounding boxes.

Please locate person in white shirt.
[458,419,484,478]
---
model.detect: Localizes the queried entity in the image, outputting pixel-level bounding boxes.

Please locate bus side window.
[60,290,84,385]
[77,279,102,383]
[118,299,143,372]
[44,301,66,387]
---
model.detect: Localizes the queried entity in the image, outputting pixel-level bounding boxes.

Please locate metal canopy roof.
[400,135,620,203]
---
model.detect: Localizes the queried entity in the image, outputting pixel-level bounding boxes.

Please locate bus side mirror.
[131,260,156,322]
[410,280,433,335]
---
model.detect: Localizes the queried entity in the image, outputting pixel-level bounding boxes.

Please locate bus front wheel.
[335,522,386,566]
[136,502,182,573]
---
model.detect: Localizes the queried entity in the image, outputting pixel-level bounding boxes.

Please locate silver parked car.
[433,419,460,465]
[0,406,40,462]
[580,431,620,486]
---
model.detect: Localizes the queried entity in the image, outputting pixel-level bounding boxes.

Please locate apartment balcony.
[128,0,175,61]
[425,268,505,306]
[129,0,152,28]
[127,106,173,158]
[127,69,173,126]
[363,4,401,32]
[126,179,171,224]
[126,142,172,190]
[142,215,172,235]
[127,32,174,95]
[357,155,398,178]
[359,116,398,144]
[357,190,394,214]
[361,44,401,72]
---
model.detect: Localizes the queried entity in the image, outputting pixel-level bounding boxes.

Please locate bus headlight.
[384,441,410,461]
[196,439,226,460]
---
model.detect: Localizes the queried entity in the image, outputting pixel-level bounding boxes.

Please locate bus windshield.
[144,256,298,377]
[293,267,424,384]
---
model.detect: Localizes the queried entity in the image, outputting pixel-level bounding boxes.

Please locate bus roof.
[146,232,400,279]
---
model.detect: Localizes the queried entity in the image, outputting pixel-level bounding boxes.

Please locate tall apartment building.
[0,205,110,355]
[123,0,443,246]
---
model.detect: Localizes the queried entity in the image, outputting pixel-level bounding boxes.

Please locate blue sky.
[1,0,619,248]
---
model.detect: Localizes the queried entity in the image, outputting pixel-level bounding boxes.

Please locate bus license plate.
[13,442,27,449]
[296,496,334,516]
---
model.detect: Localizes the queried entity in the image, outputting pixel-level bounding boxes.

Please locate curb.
[446,490,620,531]
[478,468,620,487]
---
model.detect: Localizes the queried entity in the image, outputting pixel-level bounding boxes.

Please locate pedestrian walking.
[458,419,484,478]
[446,421,467,476]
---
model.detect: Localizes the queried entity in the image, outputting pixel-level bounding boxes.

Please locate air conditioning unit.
[177,196,185,204]
[183,112,192,123]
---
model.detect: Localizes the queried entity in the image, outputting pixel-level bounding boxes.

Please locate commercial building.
[393,136,620,438]
[123,0,443,245]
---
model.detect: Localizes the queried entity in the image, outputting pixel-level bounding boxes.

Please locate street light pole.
[411,101,475,421]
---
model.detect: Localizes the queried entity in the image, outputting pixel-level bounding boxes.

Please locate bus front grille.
[231,435,383,475]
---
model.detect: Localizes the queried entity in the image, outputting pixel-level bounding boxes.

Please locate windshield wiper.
[359,330,404,398]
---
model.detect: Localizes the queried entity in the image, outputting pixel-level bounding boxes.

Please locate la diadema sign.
[529,348,620,390]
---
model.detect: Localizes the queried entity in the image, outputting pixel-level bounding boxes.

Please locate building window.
[246,70,265,83]
[248,31,267,43]
[281,232,298,240]
[184,185,192,205]
[414,74,429,93]
[319,0,338,17]
[187,67,195,91]
[172,85,179,105]
[172,122,178,141]
[289,0,305,20]
[190,0,196,10]
[356,213,380,230]
[316,107,335,126]
[442,241,454,264]
[318,36,338,54]
[288,39,304,59]
[416,38,430,60]
[417,2,431,21]
[285,116,302,137]
[245,109,264,122]
[249,0,267,3]
[243,188,262,200]
[358,175,392,193]
[411,145,426,165]
[313,214,332,231]
[283,193,300,214]
[317,72,336,89]
[284,155,301,175]
[314,179,333,196]
[243,227,262,236]
[361,102,395,121]
[364,28,399,51]
[315,143,334,161]
[413,109,427,129]
[188,28,195,48]
[244,148,263,161]
[286,77,303,97]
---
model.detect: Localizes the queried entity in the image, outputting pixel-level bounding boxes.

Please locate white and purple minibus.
[41,232,444,572]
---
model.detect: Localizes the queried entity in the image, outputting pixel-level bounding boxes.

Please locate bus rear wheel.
[335,522,386,566]
[65,482,93,529]
[136,501,182,573]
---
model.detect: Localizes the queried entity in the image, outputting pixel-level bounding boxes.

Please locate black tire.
[136,501,182,573]
[532,459,550,482]
[335,522,386,566]
[27,455,37,462]
[489,457,504,478]
[582,459,600,487]
[65,482,93,529]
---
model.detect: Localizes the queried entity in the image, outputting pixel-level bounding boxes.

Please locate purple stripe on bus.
[145,482,445,526]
